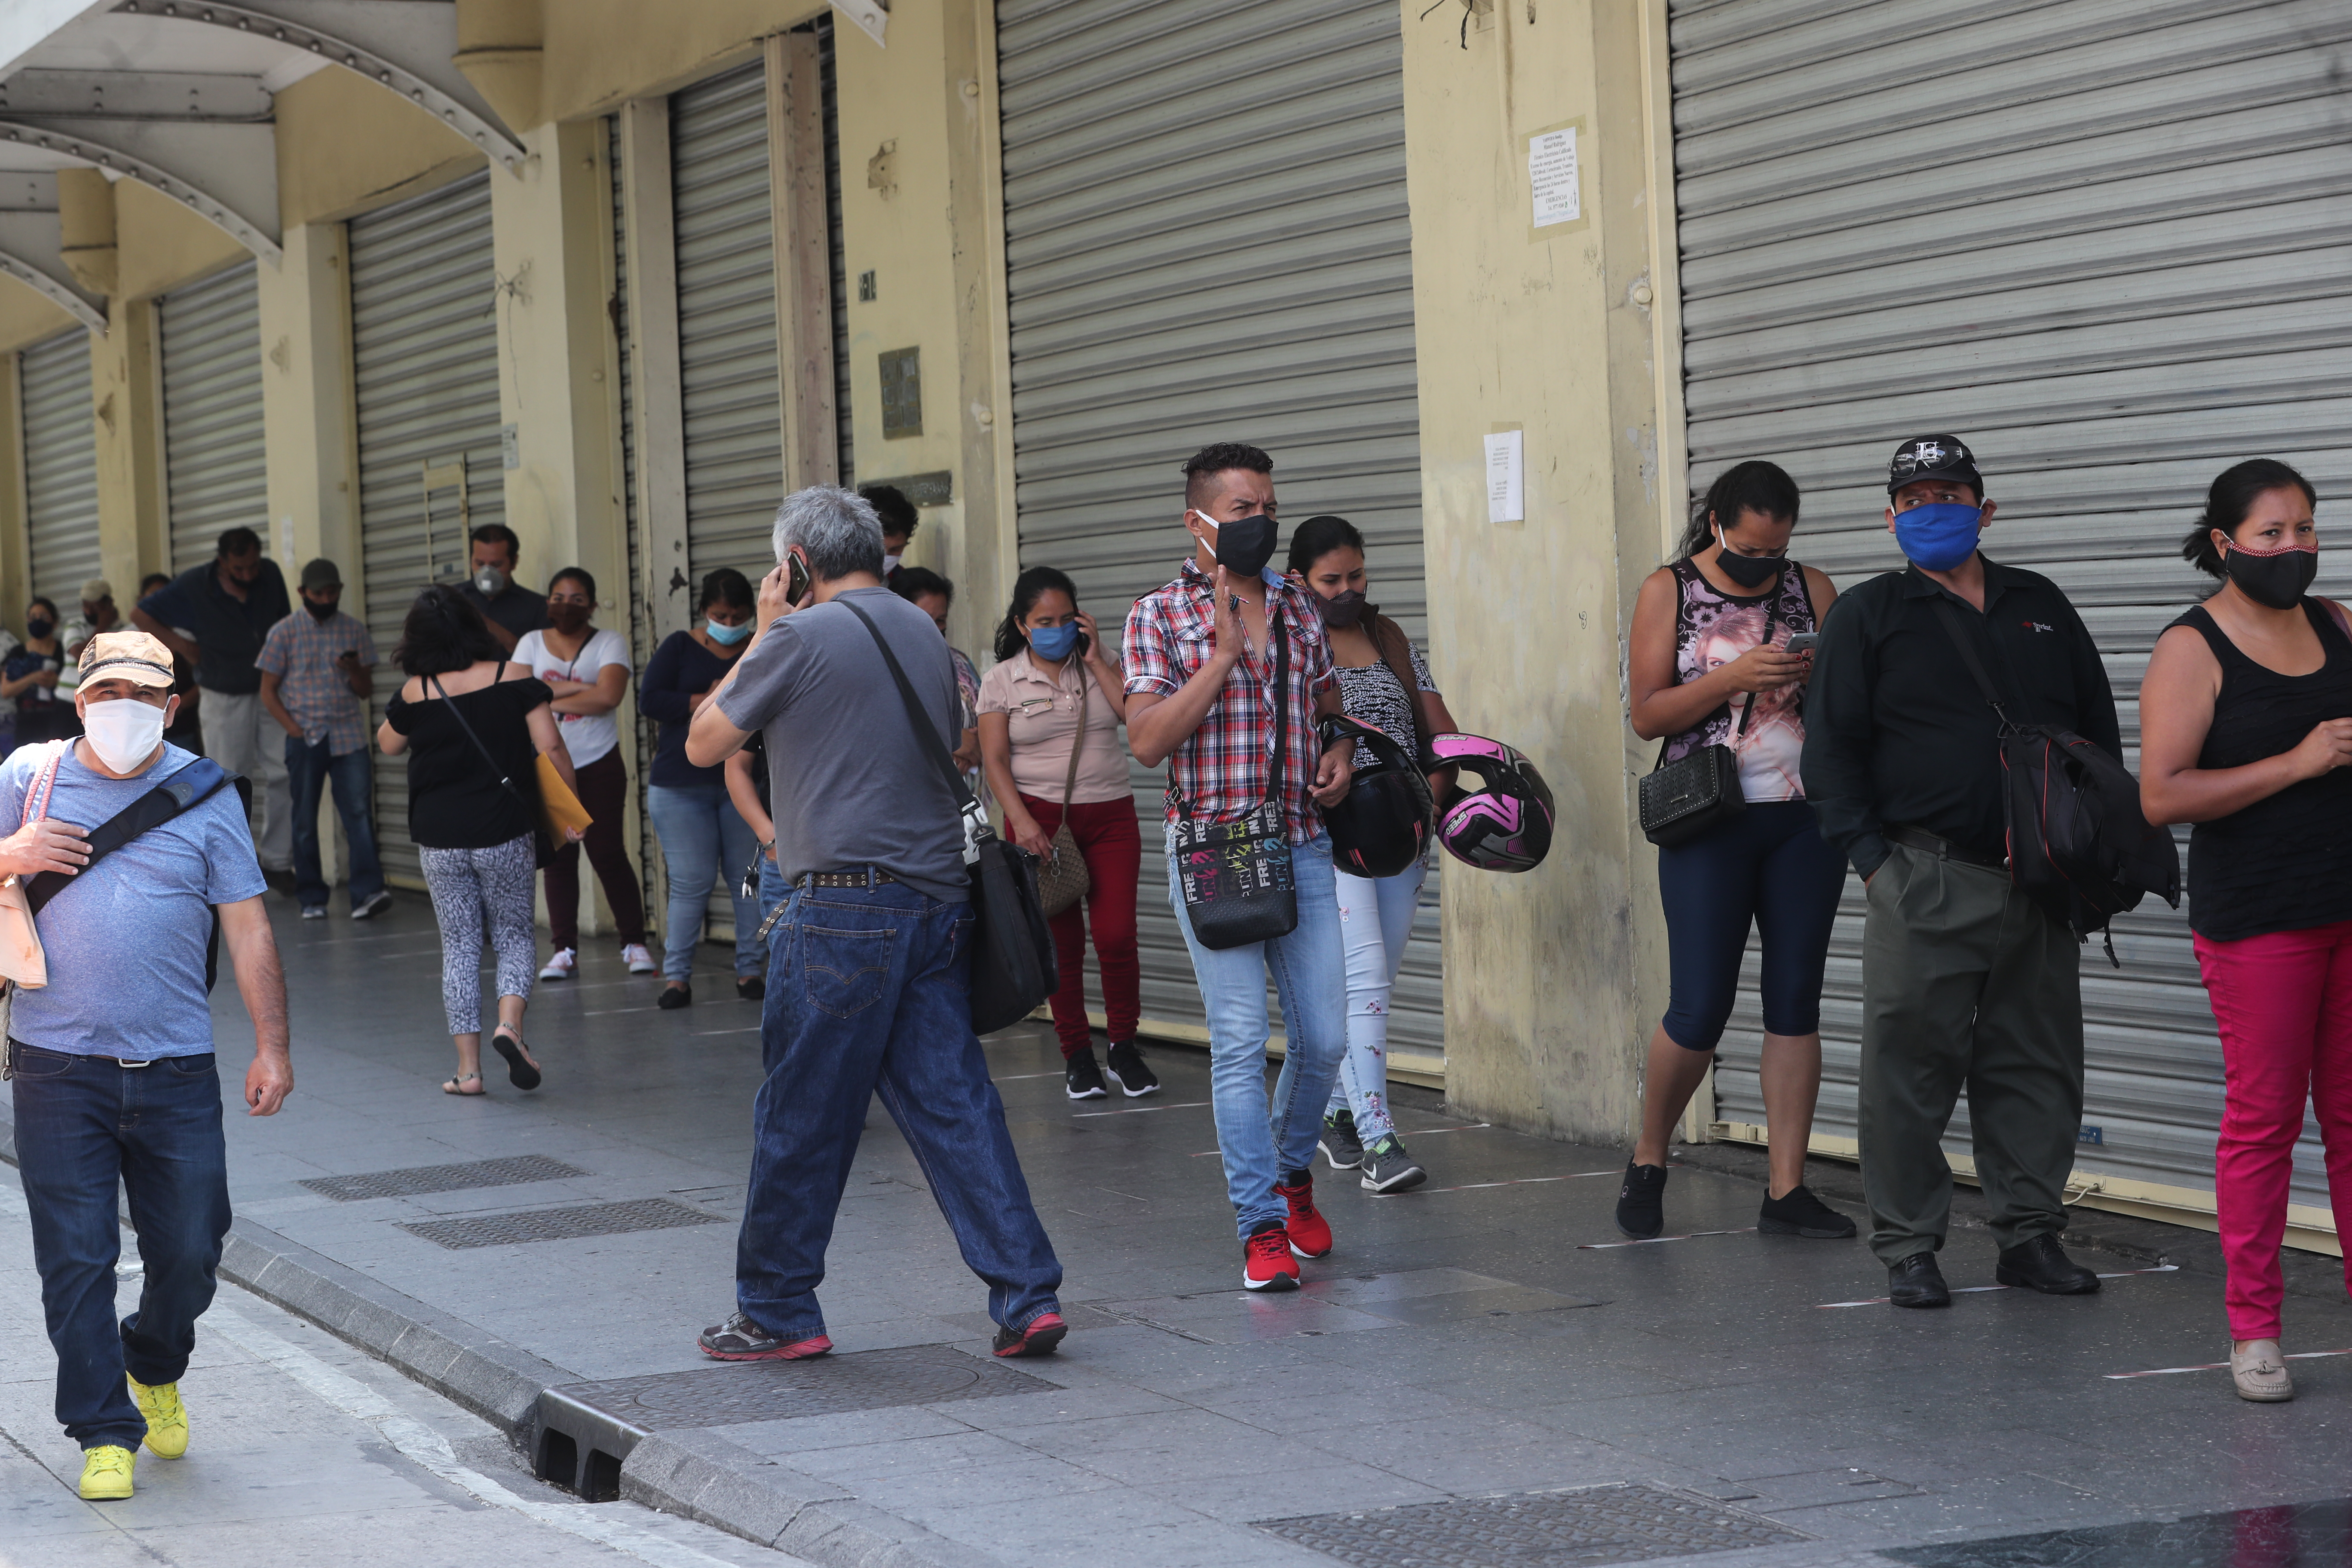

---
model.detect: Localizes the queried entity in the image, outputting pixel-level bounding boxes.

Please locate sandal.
[443,1072,484,1096]
[491,1026,542,1091]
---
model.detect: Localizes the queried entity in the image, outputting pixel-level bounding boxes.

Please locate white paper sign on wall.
[1485,431,1525,525]
[1528,126,1580,229]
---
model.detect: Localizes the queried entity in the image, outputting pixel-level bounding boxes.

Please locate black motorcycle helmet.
[1321,717,1433,878]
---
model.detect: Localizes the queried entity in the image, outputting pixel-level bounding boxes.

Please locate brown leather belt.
[1885,824,2006,870]
[796,867,900,890]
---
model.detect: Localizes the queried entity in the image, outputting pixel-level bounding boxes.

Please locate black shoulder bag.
[1928,597,2179,961]
[840,599,1057,1034]
[1640,593,1776,848]
[1170,609,1299,950]
[430,667,554,868]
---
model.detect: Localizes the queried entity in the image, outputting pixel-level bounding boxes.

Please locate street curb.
[0,1111,1008,1568]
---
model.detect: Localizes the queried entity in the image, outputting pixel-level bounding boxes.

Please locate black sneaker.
[1614,1160,1668,1239]
[1758,1184,1857,1239]
[1104,1039,1160,1097]
[1320,1109,1364,1170]
[1065,1050,1107,1100]
[1359,1135,1427,1194]
[697,1311,832,1361]
[657,984,692,1011]
[736,975,766,1001]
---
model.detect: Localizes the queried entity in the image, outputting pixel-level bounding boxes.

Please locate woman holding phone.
[1622,460,1848,1242]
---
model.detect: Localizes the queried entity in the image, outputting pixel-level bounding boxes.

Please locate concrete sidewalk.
[13,891,2352,1568]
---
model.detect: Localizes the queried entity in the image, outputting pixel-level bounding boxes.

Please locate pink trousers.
[2195,920,2352,1340]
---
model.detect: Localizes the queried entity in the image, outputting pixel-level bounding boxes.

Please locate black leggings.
[1657,799,1846,1051]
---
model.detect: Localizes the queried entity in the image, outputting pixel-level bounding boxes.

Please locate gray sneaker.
[1320,1109,1364,1170]
[1359,1135,1427,1194]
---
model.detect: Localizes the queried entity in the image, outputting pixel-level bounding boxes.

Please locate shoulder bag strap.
[1059,658,1088,809]
[839,598,989,860]
[429,673,532,808]
[1928,596,2016,731]
[1265,606,1290,810]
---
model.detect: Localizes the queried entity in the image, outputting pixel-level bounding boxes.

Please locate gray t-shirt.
[717,585,968,903]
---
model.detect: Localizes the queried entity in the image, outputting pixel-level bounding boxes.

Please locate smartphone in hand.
[787,553,813,607]
[1784,631,1820,656]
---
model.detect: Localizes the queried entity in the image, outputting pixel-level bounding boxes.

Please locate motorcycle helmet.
[1320,717,1433,878]
[1428,732,1553,872]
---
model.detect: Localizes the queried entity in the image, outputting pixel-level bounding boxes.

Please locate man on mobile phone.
[683,485,1067,1363]
[257,560,389,921]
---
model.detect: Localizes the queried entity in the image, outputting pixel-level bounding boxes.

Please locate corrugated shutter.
[996,0,1441,1073]
[350,172,505,885]
[159,261,266,573]
[1672,1,2352,1210]
[21,330,98,611]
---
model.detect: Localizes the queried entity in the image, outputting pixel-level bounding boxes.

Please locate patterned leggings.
[420,834,539,1036]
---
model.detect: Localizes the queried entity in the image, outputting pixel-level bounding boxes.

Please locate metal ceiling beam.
[0,210,104,330]
[0,68,273,121]
[111,0,527,173]
[0,117,279,263]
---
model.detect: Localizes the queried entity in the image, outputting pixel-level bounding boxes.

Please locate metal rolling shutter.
[349,171,505,885]
[996,0,1441,1073]
[1672,2,2352,1216]
[159,261,265,573]
[21,331,98,611]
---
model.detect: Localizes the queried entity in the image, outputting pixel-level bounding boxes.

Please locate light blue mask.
[706,617,752,646]
[1029,622,1081,662]
[1894,502,1983,573]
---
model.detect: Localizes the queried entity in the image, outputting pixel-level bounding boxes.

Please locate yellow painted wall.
[115,181,250,303]
[532,0,825,121]
[0,289,78,357]
[1401,0,1670,1142]
[276,67,489,230]
[89,296,165,594]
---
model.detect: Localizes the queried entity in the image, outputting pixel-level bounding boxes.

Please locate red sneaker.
[1243,1222,1300,1291]
[697,1313,833,1361]
[991,1312,1068,1358]
[1274,1170,1332,1259]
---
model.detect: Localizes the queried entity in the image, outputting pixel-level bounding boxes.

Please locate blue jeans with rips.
[1167,830,1350,1240]
[285,736,385,913]
[735,879,1063,1339]
[11,1045,232,1450]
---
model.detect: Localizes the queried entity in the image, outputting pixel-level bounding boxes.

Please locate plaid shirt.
[1124,560,1335,843]
[254,610,378,755]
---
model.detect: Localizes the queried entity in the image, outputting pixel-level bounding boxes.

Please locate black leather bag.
[842,600,1057,1033]
[1170,609,1299,950]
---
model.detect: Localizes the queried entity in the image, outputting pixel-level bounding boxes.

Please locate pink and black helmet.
[1429,732,1554,873]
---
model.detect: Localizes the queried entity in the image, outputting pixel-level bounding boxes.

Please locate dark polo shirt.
[136,558,290,696]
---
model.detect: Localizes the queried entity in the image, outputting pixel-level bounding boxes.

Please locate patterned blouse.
[1660,558,1816,804]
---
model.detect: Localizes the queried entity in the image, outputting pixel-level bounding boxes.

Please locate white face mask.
[882,552,903,576]
[81,696,167,773]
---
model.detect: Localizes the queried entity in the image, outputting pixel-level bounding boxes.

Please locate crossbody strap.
[428,665,532,808]
[1928,597,2017,731]
[1059,658,1088,809]
[840,598,988,862]
[24,754,239,916]
[1265,606,1290,810]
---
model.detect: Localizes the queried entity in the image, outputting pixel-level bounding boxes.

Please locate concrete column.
[89,294,165,594]
[257,224,360,604]
[0,353,26,619]
[1400,0,1674,1145]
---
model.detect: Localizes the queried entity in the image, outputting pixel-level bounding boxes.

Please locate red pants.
[2196,920,2352,1340]
[544,748,649,951]
[1020,793,1141,1058]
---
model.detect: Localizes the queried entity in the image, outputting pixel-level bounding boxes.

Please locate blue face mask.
[1894,502,1984,573]
[1028,622,1081,662]
[706,617,752,646]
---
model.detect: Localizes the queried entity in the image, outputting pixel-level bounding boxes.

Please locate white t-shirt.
[515,627,631,767]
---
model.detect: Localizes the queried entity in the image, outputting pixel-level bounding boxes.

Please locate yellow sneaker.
[128,1376,187,1459]
[78,1444,135,1500]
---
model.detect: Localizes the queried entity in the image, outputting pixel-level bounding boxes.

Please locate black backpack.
[1931,599,2180,962]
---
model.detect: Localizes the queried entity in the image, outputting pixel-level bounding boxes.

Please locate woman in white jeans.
[1286,516,1460,1194]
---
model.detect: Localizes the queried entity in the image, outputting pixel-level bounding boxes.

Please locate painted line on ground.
[1579,1227,1759,1249]
[1422,1169,1624,1193]
[2107,1344,2352,1379]
[996,1070,1065,1080]
[695,1026,762,1035]
[1071,1099,1211,1118]
[1816,1264,2181,1309]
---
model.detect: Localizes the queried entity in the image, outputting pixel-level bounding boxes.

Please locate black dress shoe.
[1995,1233,2102,1295]
[1888,1252,1951,1309]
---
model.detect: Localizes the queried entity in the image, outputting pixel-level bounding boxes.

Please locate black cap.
[1887,435,1981,496]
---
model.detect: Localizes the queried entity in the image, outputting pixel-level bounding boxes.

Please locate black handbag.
[1638,596,1774,849]
[842,600,1057,1034]
[1170,608,1299,950]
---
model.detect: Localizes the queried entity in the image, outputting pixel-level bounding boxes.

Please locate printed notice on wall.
[1528,127,1580,229]
[1485,431,1525,524]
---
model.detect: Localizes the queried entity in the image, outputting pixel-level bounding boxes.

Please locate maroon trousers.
[1019,793,1142,1057]
[545,748,648,951]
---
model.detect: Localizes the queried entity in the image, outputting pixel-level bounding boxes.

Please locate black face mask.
[25,617,51,639]
[306,598,339,621]
[1207,514,1278,579]
[1714,531,1785,591]
[2224,542,2318,610]
[1315,588,1368,628]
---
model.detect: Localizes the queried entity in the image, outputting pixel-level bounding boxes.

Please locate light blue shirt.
[0,742,266,1058]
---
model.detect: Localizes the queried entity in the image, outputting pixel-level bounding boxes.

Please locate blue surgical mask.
[1894,502,1984,573]
[706,617,752,646]
[1028,622,1080,662]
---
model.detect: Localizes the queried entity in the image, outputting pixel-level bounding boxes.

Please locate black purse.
[1638,596,1774,849]
[841,600,1057,1034]
[1170,608,1299,950]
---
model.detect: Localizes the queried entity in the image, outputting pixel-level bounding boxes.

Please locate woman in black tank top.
[2141,459,2352,1404]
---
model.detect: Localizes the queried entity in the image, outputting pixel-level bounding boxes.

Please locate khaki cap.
[78,629,177,689]
[78,577,111,604]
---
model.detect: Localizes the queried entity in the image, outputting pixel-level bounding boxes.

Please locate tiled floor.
[17,890,2352,1568]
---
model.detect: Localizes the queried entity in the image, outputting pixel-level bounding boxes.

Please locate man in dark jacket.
[1800,435,2117,1309]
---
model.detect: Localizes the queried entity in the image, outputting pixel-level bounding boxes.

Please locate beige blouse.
[977,649,1130,804]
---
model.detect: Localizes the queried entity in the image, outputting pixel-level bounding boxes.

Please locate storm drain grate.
[301,1155,586,1202]
[1259,1484,1807,1567]
[548,1342,1057,1430]
[397,1197,722,1250]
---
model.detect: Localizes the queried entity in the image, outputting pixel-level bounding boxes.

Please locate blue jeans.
[12,1046,232,1450]
[285,736,385,913]
[756,851,788,919]
[1328,859,1428,1142]
[647,783,763,982]
[1167,830,1349,1240]
[737,880,1063,1338]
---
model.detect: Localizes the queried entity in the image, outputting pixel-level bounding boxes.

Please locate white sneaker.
[622,943,657,975]
[539,947,577,982]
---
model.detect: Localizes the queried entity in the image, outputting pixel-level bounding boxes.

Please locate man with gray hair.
[686,485,1068,1361]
